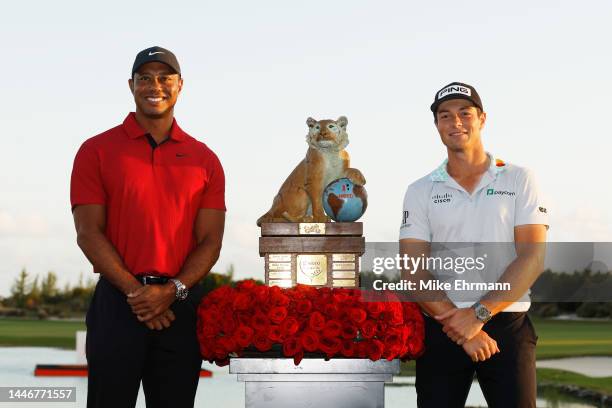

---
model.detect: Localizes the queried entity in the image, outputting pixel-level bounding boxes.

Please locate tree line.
[0,265,249,319]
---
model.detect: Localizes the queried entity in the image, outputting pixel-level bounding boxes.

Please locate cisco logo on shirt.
[486,189,516,197]
[432,193,452,204]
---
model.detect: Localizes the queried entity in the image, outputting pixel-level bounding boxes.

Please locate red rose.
[221,316,237,334]
[366,302,384,318]
[340,322,358,339]
[355,341,368,358]
[270,291,290,307]
[268,306,288,324]
[234,325,254,348]
[253,331,273,352]
[323,303,341,319]
[293,351,304,366]
[300,330,320,352]
[319,336,342,357]
[219,336,237,353]
[384,329,402,347]
[281,317,300,337]
[236,279,257,290]
[322,320,342,338]
[296,299,312,314]
[283,336,302,356]
[367,339,385,361]
[360,320,378,339]
[253,285,269,303]
[384,303,404,325]
[232,293,253,311]
[348,307,367,324]
[251,311,270,331]
[268,325,283,342]
[340,339,355,357]
[308,311,326,331]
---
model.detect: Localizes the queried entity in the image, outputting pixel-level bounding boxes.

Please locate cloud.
[0,210,49,238]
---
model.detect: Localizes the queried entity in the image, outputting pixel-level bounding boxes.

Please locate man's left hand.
[435,307,483,345]
[127,283,176,321]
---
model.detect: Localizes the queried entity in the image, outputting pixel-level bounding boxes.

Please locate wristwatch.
[169,279,189,301]
[472,302,492,323]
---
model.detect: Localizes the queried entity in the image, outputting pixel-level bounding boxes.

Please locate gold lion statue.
[257,116,366,226]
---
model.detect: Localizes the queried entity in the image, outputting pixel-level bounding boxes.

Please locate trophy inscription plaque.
[260,222,364,288]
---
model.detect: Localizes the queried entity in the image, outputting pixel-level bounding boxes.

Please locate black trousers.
[416,312,538,408]
[86,277,204,408]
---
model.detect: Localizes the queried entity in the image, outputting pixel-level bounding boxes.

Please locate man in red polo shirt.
[70,46,226,408]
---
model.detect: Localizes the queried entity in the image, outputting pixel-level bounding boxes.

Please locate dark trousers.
[416,312,538,408]
[86,277,204,408]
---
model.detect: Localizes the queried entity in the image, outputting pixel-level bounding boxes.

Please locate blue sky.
[1,0,611,295]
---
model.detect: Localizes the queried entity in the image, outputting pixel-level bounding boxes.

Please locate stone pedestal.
[230,358,399,408]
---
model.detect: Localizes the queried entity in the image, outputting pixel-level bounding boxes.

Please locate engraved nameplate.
[298,223,326,235]
[269,254,292,262]
[269,262,292,271]
[332,254,355,262]
[332,271,355,279]
[332,262,355,270]
[269,271,292,279]
[268,279,293,288]
[296,254,327,285]
[332,279,356,287]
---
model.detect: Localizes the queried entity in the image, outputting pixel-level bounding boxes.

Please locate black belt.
[136,275,169,285]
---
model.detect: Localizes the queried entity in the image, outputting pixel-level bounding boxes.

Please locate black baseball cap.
[131,46,181,77]
[430,82,483,114]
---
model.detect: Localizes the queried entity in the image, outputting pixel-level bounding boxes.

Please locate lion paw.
[345,168,366,185]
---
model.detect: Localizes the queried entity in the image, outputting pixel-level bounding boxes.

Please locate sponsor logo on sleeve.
[539,207,547,213]
[401,211,411,228]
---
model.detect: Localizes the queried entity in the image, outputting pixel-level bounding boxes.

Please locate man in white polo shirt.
[399,82,548,408]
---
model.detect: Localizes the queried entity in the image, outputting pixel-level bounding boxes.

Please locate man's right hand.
[144,309,176,331]
[462,330,500,362]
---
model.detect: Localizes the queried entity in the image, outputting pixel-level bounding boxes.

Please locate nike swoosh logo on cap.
[148,51,165,56]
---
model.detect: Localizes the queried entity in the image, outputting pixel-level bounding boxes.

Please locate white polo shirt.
[399,154,549,312]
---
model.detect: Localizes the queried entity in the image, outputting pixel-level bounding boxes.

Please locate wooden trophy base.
[259,222,364,288]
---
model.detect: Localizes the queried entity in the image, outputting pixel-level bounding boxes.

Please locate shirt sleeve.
[399,182,431,241]
[70,140,106,211]
[199,151,226,211]
[514,168,549,228]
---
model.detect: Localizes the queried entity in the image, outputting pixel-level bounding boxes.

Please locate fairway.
[0,316,611,357]
[0,318,85,349]
[532,317,612,359]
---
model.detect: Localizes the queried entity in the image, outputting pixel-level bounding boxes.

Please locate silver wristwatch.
[169,279,189,301]
[472,302,492,323]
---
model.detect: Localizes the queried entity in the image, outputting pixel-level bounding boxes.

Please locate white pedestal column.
[230,358,400,408]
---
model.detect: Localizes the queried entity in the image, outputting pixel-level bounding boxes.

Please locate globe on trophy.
[322,177,368,222]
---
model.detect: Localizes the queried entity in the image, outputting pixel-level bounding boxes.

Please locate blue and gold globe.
[322,178,368,222]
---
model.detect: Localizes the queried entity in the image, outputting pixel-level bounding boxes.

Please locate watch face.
[476,305,490,321]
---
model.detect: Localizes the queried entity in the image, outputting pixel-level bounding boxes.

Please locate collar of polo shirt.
[429,152,506,182]
[122,112,187,142]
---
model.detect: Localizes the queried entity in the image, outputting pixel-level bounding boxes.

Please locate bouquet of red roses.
[197,280,424,366]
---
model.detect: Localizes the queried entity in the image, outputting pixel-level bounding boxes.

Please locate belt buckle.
[142,275,165,285]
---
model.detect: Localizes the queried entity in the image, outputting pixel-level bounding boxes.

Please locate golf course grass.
[0,318,85,349]
[1,315,611,354]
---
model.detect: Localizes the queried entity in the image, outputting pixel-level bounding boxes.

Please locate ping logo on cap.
[438,85,471,99]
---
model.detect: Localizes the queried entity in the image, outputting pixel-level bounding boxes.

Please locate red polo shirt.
[70,113,226,277]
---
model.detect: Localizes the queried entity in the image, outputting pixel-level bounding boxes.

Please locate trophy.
[256,116,368,288]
